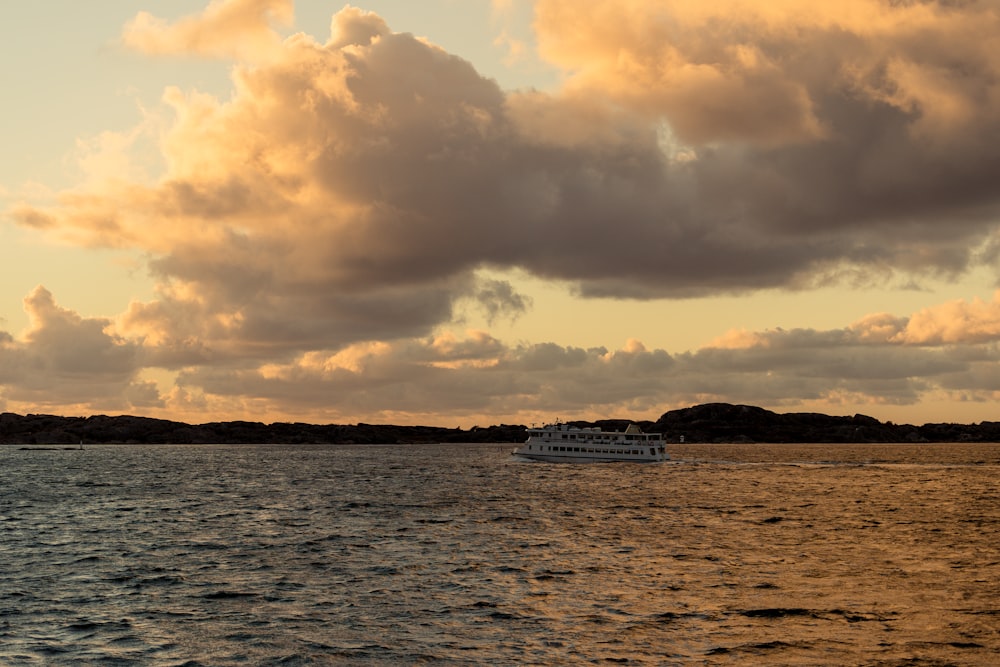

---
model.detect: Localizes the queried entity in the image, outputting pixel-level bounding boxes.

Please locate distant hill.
[649,403,1000,443]
[1,404,999,444]
[0,412,524,445]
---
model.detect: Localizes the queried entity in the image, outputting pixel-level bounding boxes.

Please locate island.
[2,403,999,445]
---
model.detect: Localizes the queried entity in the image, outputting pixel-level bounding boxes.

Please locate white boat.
[513,422,669,463]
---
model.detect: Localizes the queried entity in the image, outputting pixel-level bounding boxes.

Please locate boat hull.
[514,450,666,463]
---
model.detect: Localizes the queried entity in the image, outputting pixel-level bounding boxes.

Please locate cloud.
[2,284,1000,424]
[15,3,1000,323]
[471,279,533,324]
[892,291,1000,345]
[490,0,535,63]
[533,0,1000,144]
[20,7,531,362]
[529,0,1000,289]
[160,303,1000,425]
[123,0,293,60]
[0,287,159,412]
[6,2,1000,423]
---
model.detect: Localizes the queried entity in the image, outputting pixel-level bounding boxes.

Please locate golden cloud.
[893,291,1000,345]
[123,0,293,60]
[533,0,1000,147]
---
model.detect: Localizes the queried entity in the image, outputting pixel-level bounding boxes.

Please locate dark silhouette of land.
[2,403,999,445]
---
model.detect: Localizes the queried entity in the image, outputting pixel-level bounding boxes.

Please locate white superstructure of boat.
[513,422,669,463]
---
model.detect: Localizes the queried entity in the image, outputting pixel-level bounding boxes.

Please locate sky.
[2,0,1000,428]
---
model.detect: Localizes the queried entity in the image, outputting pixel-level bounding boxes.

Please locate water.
[2,442,999,665]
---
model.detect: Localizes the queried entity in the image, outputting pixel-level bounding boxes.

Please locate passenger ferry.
[513,422,669,463]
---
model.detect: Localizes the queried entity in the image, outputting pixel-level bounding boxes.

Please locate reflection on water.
[2,442,999,664]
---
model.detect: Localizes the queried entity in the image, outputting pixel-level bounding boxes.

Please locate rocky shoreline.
[2,403,998,445]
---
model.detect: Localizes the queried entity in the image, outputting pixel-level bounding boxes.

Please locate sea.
[2,442,999,666]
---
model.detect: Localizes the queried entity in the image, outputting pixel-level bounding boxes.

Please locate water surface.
[2,442,998,664]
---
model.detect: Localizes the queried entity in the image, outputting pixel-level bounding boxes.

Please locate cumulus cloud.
[533,0,1000,144]
[2,283,1000,424]
[892,291,1000,345]
[160,300,1000,425]
[123,0,293,60]
[531,0,1000,288]
[0,287,160,412]
[16,3,1000,331]
[6,2,1000,423]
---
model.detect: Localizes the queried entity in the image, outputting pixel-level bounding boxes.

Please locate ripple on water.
[1,442,1000,664]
